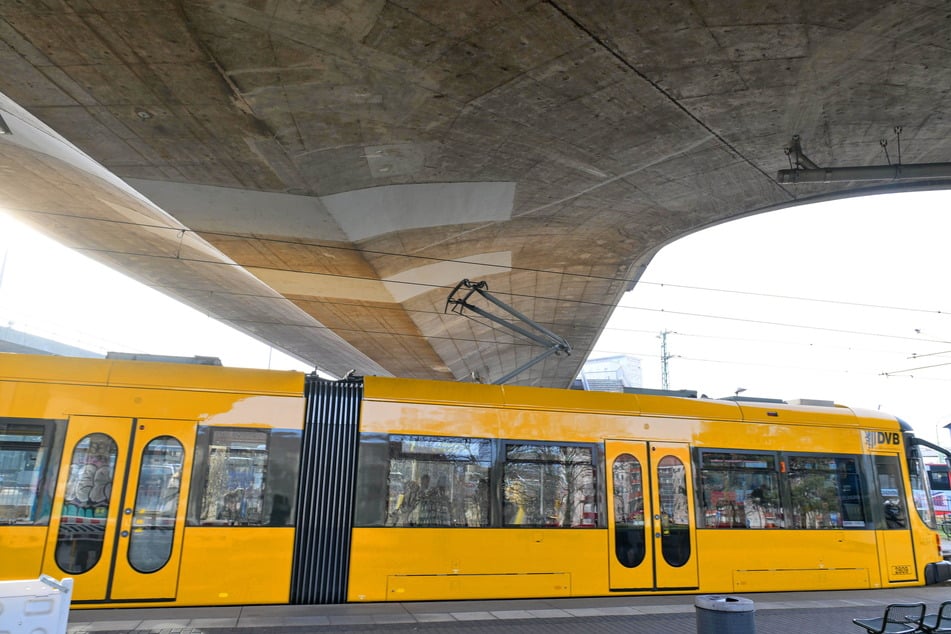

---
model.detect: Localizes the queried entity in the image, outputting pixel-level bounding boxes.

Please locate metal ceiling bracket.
[778,133,951,184]
[777,161,951,184]
[446,279,571,384]
[785,134,818,170]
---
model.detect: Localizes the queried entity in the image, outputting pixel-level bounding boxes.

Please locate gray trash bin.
[695,594,755,634]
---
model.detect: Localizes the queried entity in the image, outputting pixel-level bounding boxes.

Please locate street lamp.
[735,388,746,397]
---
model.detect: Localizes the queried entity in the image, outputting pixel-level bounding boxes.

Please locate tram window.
[698,451,781,529]
[128,436,183,573]
[874,455,908,530]
[928,465,951,492]
[907,450,936,528]
[503,443,597,528]
[354,433,389,526]
[657,455,691,567]
[56,433,118,574]
[836,457,868,526]
[262,429,300,526]
[190,427,300,527]
[612,454,645,568]
[787,455,867,529]
[0,419,62,525]
[370,435,491,528]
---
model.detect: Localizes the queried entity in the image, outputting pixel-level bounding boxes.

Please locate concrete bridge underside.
[0,0,949,385]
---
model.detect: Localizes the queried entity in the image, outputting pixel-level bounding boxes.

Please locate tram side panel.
[174,415,303,607]
[690,421,884,592]
[0,355,306,608]
[4,357,949,607]
[347,378,741,601]
[347,394,612,602]
[0,413,65,580]
[344,377,949,601]
[692,448,882,592]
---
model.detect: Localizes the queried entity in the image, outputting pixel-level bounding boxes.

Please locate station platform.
[66,584,951,634]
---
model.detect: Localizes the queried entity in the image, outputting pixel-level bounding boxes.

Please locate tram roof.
[0,352,304,396]
[362,375,900,428]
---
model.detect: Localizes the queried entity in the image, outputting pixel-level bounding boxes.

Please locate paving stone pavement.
[66,585,951,634]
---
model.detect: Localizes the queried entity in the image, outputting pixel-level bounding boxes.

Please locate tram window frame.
[127,435,184,573]
[187,426,300,527]
[927,464,951,493]
[0,418,64,526]
[57,432,119,574]
[502,441,599,529]
[353,435,603,529]
[873,454,910,530]
[906,445,937,528]
[926,462,951,523]
[696,449,783,529]
[355,433,494,528]
[784,453,869,530]
[353,433,389,527]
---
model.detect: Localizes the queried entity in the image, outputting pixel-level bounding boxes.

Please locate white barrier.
[0,575,73,634]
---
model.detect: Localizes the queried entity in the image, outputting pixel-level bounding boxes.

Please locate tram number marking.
[892,565,911,576]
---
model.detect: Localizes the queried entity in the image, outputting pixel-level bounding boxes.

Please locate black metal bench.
[919,601,951,634]
[852,602,926,634]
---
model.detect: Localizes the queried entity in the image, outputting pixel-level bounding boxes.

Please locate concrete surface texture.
[0,1,948,385]
[65,585,951,634]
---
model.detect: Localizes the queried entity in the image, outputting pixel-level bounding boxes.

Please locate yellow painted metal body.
[0,353,303,608]
[349,528,604,601]
[349,377,943,601]
[0,355,944,606]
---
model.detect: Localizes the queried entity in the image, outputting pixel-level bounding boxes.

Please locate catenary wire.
[15,206,951,319]
[64,237,951,349]
[9,210,951,368]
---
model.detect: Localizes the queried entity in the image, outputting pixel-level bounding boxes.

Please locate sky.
[0,212,311,373]
[591,189,951,446]
[2,190,951,445]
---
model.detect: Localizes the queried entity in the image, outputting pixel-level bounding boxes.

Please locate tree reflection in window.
[504,444,596,528]
[613,454,645,567]
[657,455,691,567]
[788,456,867,529]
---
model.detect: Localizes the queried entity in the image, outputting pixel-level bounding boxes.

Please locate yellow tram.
[0,352,948,607]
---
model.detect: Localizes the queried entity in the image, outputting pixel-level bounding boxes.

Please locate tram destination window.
[356,434,492,528]
[699,451,782,529]
[189,427,300,527]
[0,419,62,525]
[787,455,867,529]
[503,443,597,528]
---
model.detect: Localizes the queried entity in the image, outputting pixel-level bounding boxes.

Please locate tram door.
[874,454,918,583]
[42,416,195,602]
[606,441,699,591]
